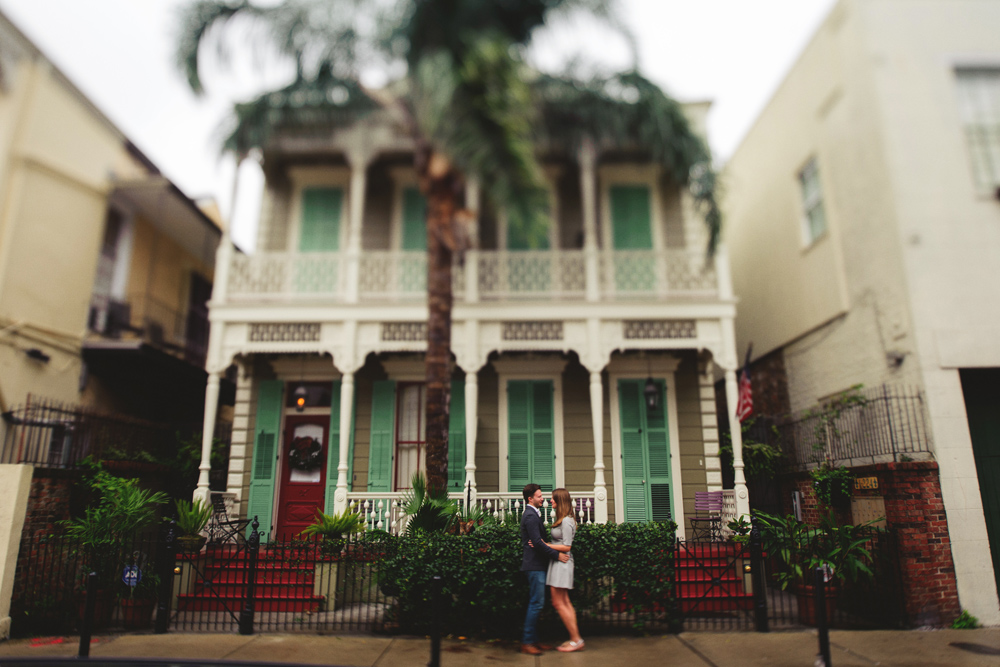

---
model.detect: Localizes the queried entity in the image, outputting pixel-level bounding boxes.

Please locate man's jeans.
[522,570,546,645]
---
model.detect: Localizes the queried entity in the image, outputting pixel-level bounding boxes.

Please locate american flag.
[735,344,753,422]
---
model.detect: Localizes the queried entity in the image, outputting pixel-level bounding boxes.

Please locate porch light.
[294,385,308,412]
[644,377,659,412]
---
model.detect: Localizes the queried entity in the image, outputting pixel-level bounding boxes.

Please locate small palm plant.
[300,503,365,556]
[402,472,460,535]
[174,498,213,536]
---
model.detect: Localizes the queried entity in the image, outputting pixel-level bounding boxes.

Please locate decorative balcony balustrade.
[226,248,718,302]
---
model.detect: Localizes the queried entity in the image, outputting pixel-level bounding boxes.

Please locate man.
[520,483,568,655]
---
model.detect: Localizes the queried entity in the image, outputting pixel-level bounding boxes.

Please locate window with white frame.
[955,68,1000,194]
[798,157,827,245]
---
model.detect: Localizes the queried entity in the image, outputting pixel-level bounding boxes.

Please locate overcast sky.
[0,0,837,251]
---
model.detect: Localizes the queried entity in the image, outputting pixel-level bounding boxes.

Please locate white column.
[344,153,369,303]
[464,369,479,502]
[588,370,608,523]
[579,137,600,302]
[724,368,750,518]
[193,371,222,506]
[334,370,355,514]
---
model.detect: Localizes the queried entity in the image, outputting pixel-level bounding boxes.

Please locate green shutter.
[247,380,283,539]
[507,206,551,251]
[507,380,555,492]
[299,187,343,252]
[448,380,466,491]
[610,186,653,250]
[645,381,672,522]
[325,380,356,511]
[367,380,396,492]
[507,381,531,492]
[401,187,427,251]
[531,381,555,491]
[618,380,649,523]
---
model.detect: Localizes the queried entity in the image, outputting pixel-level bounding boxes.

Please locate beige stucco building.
[0,10,221,637]
[725,0,1000,624]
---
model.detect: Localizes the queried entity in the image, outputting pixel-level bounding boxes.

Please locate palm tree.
[176,0,721,496]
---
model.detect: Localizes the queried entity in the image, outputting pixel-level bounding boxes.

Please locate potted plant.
[300,503,365,557]
[754,511,877,626]
[120,566,160,630]
[174,498,213,552]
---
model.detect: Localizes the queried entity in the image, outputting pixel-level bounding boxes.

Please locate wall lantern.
[294,385,308,412]
[643,377,659,412]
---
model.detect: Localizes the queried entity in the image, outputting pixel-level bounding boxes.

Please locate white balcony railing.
[346,490,598,535]
[227,249,717,302]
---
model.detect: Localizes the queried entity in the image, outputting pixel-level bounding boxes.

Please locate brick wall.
[778,461,959,626]
[21,469,75,539]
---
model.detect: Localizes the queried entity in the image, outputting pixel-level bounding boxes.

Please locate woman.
[543,488,584,652]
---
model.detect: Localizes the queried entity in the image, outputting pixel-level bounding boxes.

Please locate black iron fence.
[746,385,932,471]
[10,519,907,638]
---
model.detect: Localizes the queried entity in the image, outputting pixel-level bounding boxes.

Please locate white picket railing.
[226,249,717,301]
[345,490,598,536]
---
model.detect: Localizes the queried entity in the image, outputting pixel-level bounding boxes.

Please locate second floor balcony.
[225,247,720,304]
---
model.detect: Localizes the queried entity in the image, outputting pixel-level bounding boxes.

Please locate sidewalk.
[1,629,999,666]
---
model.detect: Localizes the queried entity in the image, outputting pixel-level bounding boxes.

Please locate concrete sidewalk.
[1,629,999,666]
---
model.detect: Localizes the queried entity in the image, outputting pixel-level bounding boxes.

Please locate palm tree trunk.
[423,164,455,497]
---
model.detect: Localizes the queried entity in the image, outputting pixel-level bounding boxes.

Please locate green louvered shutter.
[507,381,531,492]
[645,380,673,522]
[247,380,283,539]
[448,380,466,491]
[367,380,396,492]
[531,381,555,491]
[619,380,650,523]
[507,206,551,250]
[324,380,356,511]
[401,187,427,251]
[299,187,343,252]
[610,186,653,250]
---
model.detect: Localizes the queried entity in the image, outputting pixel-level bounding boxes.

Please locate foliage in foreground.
[377,521,677,637]
[951,610,980,629]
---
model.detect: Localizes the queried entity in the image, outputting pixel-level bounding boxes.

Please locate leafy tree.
[176,0,721,495]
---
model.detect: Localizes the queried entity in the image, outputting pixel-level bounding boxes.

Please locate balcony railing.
[227,249,718,302]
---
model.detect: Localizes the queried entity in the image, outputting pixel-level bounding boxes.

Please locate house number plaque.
[854,476,878,490]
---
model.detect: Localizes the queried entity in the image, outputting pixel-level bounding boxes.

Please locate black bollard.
[78,571,97,658]
[814,567,832,667]
[238,516,261,635]
[428,575,442,667]
[155,519,177,634]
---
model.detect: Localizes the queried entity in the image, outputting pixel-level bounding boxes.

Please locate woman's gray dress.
[546,518,576,589]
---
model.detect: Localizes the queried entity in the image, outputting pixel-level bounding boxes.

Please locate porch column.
[724,368,751,518]
[464,369,479,501]
[588,370,608,523]
[334,370,356,514]
[579,137,600,302]
[344,150,370,304]
[193,371,223,506]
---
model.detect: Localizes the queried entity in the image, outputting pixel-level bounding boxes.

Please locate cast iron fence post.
[669,536,683,633]
[239,516,261,635]
[814,567,832,667]
[78,571,97,658]
[749,523,768,632]
[154,519,176,634]
[428,575,442,667]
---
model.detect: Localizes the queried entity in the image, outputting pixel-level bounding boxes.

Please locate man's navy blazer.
[520,505,559,571]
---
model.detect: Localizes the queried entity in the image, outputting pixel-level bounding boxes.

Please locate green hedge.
[377,521,677,637]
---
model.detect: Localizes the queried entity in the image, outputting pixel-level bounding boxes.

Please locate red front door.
[275,415,328,539]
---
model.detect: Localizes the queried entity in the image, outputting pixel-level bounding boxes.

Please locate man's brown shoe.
[535,644,554,651]
[520,644,542,655]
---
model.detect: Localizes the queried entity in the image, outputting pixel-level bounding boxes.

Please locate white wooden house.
[193,105,748,539]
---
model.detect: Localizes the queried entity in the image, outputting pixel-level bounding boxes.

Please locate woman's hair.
[551,488,574,527]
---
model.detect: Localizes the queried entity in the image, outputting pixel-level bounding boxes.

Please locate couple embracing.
[519,483,585,654]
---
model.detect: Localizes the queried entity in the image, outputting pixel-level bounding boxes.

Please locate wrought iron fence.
[748,385,932,471]
[0,397,179,468]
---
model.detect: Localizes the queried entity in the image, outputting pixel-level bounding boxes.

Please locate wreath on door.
[288,436,323,471]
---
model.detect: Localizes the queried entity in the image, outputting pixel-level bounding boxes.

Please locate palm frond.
[175,0,254,95]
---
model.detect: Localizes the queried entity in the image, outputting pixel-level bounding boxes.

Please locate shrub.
[377,520,677,637]
[951,610,979,629]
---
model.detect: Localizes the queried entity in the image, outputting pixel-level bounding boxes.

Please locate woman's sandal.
[557,639,585,652]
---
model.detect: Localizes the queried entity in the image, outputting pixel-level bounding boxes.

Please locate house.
[0,9,224,638]
[724,0,1000,624]
[195,97,747,541]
